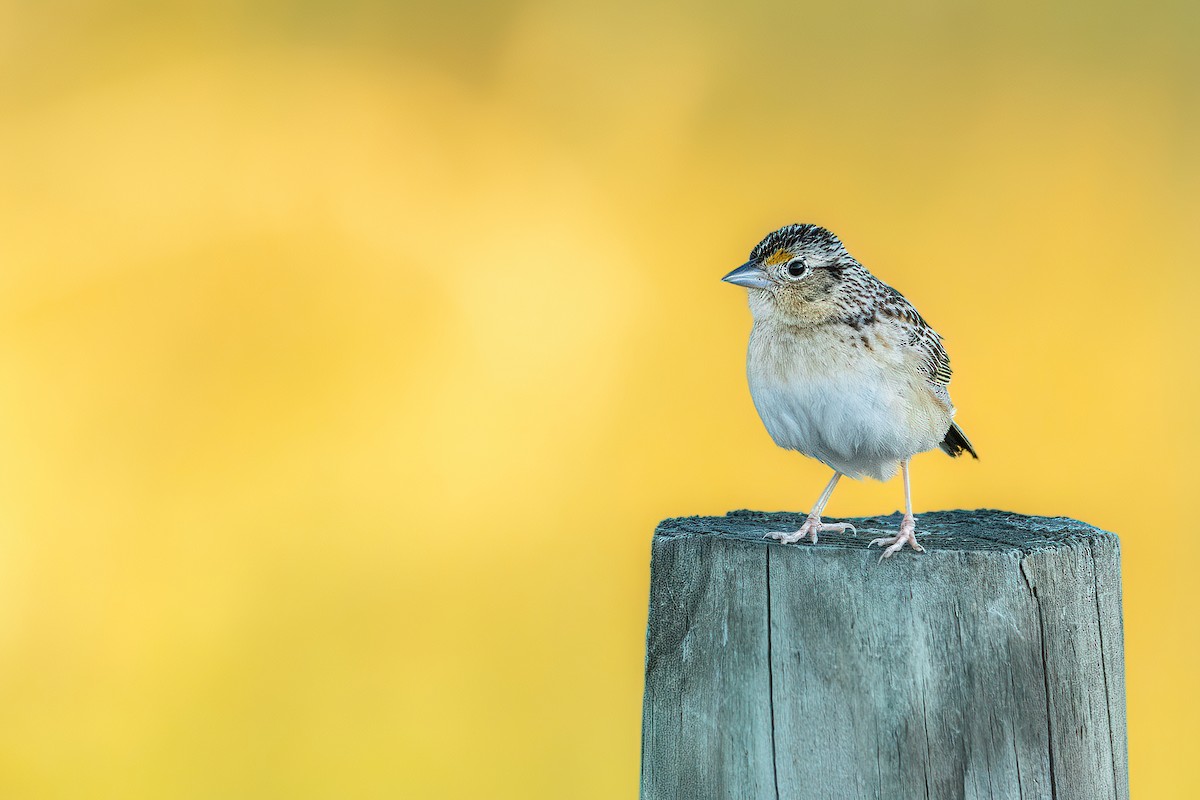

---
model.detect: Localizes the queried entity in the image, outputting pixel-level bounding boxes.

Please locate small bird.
[722,224,977,558]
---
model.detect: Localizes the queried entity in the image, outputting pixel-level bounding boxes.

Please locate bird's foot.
[765,514,856,545]
[868,513,925,560]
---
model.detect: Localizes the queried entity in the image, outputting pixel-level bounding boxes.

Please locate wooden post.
[641,510,1127,800]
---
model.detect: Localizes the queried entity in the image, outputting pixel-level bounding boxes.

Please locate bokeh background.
[1,1,1197,797]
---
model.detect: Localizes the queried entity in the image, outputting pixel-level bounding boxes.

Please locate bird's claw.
[868,514,923,561]
[765,516,856,546]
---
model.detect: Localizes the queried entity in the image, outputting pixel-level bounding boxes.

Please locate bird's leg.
[766,471,856,545]
[869,459,925,559]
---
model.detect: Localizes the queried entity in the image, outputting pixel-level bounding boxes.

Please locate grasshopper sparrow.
[723,224,976,558]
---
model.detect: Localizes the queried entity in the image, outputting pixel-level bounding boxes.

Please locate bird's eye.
[785,261,808,279]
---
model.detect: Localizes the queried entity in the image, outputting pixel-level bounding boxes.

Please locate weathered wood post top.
[641,509,1127,800]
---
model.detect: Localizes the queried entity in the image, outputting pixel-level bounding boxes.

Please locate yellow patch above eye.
[764,249,791,266]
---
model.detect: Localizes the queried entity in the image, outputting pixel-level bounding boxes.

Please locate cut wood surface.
[640,509,1127,800]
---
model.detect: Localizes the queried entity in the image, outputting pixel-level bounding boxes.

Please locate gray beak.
[722,262,773,290]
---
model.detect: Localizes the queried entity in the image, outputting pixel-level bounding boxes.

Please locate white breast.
[747,323,952,481]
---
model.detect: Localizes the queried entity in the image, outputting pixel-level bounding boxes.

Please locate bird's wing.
[876,284,953,386]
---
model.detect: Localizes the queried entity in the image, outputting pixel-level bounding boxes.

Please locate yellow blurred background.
[0,1,1196,797]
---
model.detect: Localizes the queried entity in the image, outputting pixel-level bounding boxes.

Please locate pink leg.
[766,471,857,545]
[869,459,925,559]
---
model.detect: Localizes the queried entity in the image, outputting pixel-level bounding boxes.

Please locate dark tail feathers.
[940,422,978,459]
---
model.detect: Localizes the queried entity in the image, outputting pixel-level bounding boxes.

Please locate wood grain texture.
[640,510,1127,800]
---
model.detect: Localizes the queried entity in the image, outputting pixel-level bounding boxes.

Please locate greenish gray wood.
[640,510,1127,800]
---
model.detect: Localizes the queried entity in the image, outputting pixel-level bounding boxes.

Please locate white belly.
[747,326,951,481]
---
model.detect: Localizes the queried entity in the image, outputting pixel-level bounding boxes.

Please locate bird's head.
[722,224,856,323]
